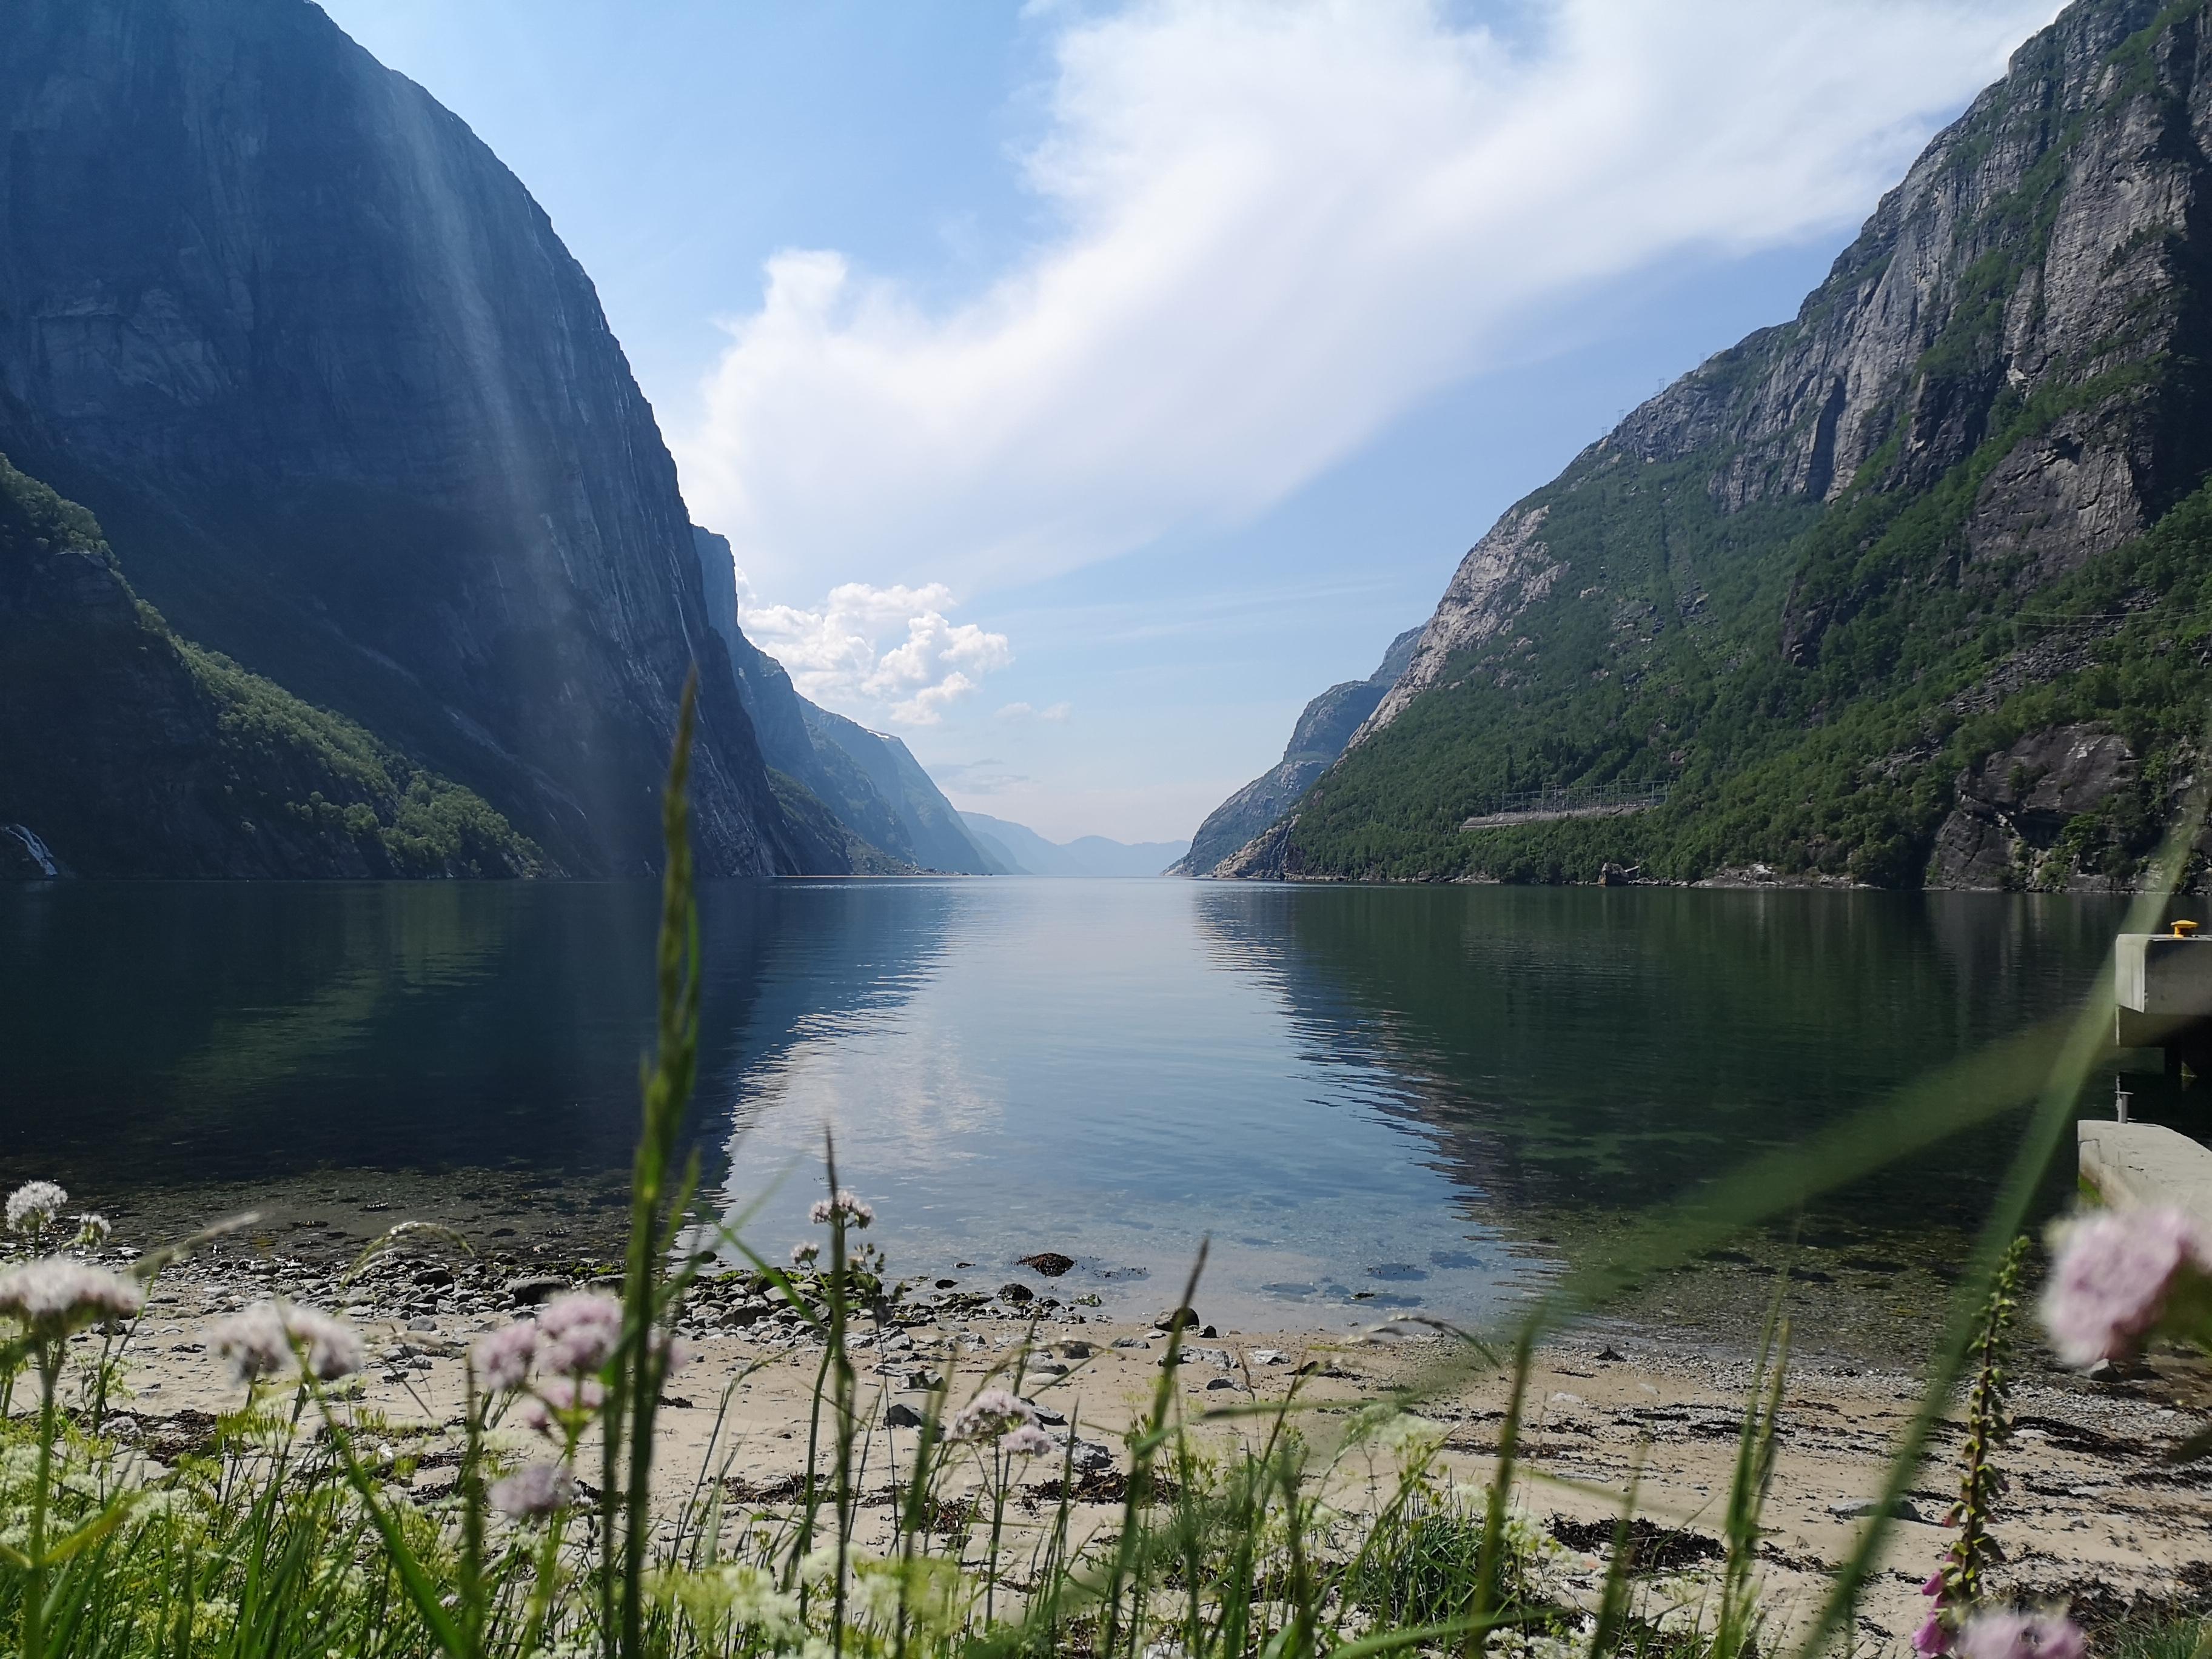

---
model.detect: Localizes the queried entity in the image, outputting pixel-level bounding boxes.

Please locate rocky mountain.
[1232,0,2212,892]
[0,0,815,877]
[1173,628,1418,877]
[0,452,540,879]
[960,814,1188,878]
[692,529,1007,874]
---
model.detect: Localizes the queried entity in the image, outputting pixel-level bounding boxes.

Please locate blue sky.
[318,0,2056,843]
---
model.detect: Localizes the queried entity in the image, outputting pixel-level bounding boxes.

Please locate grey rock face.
[0,0,799,876]
[1928,723,2139,890]
[1360,0,2212,729]
[1176,628,1419,876]
[1361,514,1560,737]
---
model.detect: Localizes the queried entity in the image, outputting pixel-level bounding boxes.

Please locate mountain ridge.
[0,0,811,877]
[1231,0,2212,893]
[959,813,1189,878]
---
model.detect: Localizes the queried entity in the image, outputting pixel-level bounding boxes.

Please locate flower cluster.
[489,1460,574,1520]
[1937,1610,2084,1659]
[209,1301,365,1385]
[538,1292,621,1375]
[73,1213,110,1249]
[469,1294,685,1444]
[6,1181,69,1237]
[948,1387,1053,1453]
[997,1423,1057,1458]
[809,1189,874,1229]
[520,1376,606,1438]
[0,1257,142,1338]
[2040,1205,2211,1366]
[471,1319,539,1391]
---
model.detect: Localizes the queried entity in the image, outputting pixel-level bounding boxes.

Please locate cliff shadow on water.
[0,880,955,1207]
[1191,885,2156,1236]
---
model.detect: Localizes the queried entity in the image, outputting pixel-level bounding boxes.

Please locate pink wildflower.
[2041,1205,2210,1365]
[950,1387,1036,1444]
[489,1461,574,1519]
[0,1257,142,1338]
[537,1292,620,1375]
[1914,1614,1952,1657]
[209,1301,362,1384]
[999,1423,1057,1457]
[211,1305,290,1384]
[652,1330,691,1373]
[284,1304,365,1379]
[1956,1611,2085,1659]
[471,1320,540,1392]
[1922,1573,1947,1598]
[520,1376,605,1436]
[808,1190,874,1229]
[789,1242,819,1267]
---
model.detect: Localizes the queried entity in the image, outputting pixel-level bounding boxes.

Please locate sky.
[317,0,2059,844]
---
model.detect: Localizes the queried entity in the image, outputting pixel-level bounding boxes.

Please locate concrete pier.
[2077,1119,2212,1230]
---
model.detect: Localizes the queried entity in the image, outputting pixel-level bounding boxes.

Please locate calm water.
[0,879,2176,1330]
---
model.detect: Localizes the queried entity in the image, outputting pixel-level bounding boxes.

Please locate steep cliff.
[0,0,804,877]
[0,452,540,878]
[1173,628,1418,876]
[693,527,1006,874]
[1247,0,2212,890]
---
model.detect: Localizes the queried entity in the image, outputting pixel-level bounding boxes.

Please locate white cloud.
[996,700,1073,723]
[677,0,2056,600]
[737,578,1013,725]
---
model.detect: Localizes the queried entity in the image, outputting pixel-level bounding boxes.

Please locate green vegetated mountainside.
[0,455,542,879]
[1238,0,2212,891]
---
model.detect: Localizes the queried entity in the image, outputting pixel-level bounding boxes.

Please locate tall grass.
[0,688,2192,1658]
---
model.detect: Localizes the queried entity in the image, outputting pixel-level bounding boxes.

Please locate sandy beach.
[61,1221,2212,1655]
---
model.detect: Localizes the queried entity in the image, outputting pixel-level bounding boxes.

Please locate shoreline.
[57,1219,2212,1652]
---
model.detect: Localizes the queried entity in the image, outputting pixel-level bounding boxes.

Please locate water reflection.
[0,878,2171,1329]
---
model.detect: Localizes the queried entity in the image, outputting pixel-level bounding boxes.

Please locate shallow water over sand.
[0,879,2182,1335]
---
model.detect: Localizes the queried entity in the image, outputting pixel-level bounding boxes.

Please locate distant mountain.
[1172,628,1419,877]
[959,814,1188,878]
[693,529,1009,874]
[0,0,814,877]
[1232,0,2212,892]
[0,453,540,879]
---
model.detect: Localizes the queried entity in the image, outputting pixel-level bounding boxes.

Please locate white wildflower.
[0,1257,142,1337]
[808,1189,874,1229]
[6,1182,68,1236]
[72,1214,111,1249]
